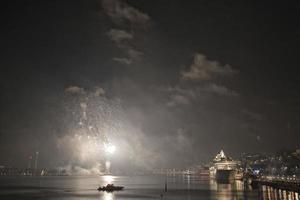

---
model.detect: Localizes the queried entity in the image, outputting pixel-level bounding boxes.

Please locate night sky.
[1,0,300,171]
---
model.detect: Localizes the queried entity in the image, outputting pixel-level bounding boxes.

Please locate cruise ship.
[209,150,243,181]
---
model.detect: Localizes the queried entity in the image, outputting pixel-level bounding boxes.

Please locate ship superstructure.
[209,150,243,180]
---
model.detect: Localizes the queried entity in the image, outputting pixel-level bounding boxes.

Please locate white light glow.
[103,175,114,184]
[103,191,114,200]
[104,144,116,154]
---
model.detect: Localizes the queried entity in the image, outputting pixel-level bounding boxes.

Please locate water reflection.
[209,179,245,191]
[0,175,260,200]
[100,192,115,200]
[99,176,116,200]
[260,185,300,200]
[103,175,114,184]
[186,174,191,189]
[209,180,251,200]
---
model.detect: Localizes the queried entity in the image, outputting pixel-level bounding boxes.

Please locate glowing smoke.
[58,85,158,174]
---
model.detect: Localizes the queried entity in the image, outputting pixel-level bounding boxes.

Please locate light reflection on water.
[261,185,300,200]
[103,175,114,184]
[0,175,260,200]
[1,175,298,199]
[209,179,246,191]
[208,179,253,200]
[102,192,115,200]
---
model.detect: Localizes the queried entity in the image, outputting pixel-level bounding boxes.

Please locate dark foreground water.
[0,175,259,200]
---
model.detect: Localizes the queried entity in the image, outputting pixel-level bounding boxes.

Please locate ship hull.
[215,169,235,181]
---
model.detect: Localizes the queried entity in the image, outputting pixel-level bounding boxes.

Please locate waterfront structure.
[34,151,39,170]
[209,150,242,180]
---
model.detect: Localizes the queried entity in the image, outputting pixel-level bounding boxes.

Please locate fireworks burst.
[60,86,123,165]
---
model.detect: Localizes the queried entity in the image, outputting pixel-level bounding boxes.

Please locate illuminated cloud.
[128,48,143,61]
[112,46,143,65]
[65,86,85,95]
[181,54,237,81]
[160,85,194,106]
[102,0,150,27]
[103,0,150,65]
[242,109,264,121]
[166,94,190,107]
[107,29,133,44]
[202,83,238,96]
[113,57,132,65]
[164,83,237,107]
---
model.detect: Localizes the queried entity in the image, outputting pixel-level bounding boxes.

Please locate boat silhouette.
[97,184,124,192]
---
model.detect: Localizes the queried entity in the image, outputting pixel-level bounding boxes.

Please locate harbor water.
[0,175,261,200]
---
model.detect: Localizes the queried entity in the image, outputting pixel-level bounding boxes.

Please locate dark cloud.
[242,109,264,121]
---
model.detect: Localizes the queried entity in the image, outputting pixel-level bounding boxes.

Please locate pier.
[253,176,300,199]
[254,176,300,192]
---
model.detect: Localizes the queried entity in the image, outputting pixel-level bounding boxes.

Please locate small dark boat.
[97,184,124,192]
